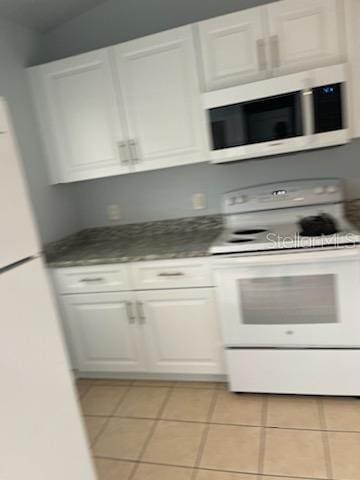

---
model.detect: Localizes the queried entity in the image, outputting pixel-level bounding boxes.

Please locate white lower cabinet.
[55,260,224,376]
[138,289,223,374]
[62,292,146,373]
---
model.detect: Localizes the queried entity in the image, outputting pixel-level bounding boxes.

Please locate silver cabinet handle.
[129,139,140,163]
[270,35,280,69]
[126,301,136,324]
[117,141,130,165]
[80,277,104,283]
[256,39,267,71]
[268,141,284,147]
[158,272,185,277]
[136,301,146,324]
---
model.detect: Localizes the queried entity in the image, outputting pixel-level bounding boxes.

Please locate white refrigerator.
[0,98,96,480]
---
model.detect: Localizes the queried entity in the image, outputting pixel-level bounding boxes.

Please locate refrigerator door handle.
[0,256,34,274]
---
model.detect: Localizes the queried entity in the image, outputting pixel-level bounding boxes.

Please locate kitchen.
[2,0,360,479]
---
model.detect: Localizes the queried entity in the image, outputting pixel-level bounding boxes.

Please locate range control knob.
[326,185,338,194]
[236,195,246,204]
[314,186,325,194]
[229,195,247,205]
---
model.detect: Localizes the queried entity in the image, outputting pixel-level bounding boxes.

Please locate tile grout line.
[92,454,331,480]
[157,387,220,424]
[80,383,133,411]
[89,385,133,453]
[86,410,360,434]
[82,414,360,434]
[190,387,220,480]
[128,383,176,480]
[110,385,133,415]
[79,384,93,399]
[89,415,111,453]
[318,398,334,480]
[79,382,130,457]
[92,380,135,386]
[258,394,269,477]
[79,381,360,480]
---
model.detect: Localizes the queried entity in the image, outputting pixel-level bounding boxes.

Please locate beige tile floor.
[76,378,360,480]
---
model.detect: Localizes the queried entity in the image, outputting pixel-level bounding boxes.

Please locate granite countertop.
[45,215,223,267]
[44,201,360,268]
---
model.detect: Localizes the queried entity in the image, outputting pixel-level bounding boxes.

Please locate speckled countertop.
[44,201,360,268]
[45,215,223,267]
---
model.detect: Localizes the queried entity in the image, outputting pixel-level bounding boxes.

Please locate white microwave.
[203,64,350,163]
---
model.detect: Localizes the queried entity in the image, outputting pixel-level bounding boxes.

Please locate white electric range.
[211,179,360,395]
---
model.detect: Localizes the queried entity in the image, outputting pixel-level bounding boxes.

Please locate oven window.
[239,274,338,325]
[209,91,303,150]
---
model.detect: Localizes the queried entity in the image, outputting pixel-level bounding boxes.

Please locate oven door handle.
[211,248,360,267]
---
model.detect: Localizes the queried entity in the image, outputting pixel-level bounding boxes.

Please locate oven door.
[213,249,360,348]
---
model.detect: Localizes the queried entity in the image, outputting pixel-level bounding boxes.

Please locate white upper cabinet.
[29,50,130,183]
[29,0,350,182]
[344,0,360,138]
[198,7,268,90]
[113,26,207,172]
[266,0,344,76]
[198,0,344,91]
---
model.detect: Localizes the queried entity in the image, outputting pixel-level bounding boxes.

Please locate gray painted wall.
[74,142,360,228]
[0,17,79,243]
[38,0,275,63]
[31,0,360,231]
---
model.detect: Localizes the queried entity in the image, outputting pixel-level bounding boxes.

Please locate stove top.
[210,223,360,255]
[210,179,360,256]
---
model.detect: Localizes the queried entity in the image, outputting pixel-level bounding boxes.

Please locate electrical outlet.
[192,192,206,210]
[107,204,122,221]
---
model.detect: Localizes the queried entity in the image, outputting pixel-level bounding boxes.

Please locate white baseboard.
[74,371,227,382]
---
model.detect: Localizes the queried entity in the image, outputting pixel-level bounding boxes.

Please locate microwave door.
[210,104,246,150]
[209,91,303,152]
[244,92,303,145]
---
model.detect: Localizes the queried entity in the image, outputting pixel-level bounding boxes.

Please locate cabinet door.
[113,26,207,171]
[198,7,268,90]
[138,289,224,374]
[63,292,146,372]
[344,0,360,138]
[30,50,130,183]
[266,0,343,76]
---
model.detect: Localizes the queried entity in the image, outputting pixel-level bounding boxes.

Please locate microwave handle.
[302,87,315,139]
[270,35,280,69]
[256,39,267,71]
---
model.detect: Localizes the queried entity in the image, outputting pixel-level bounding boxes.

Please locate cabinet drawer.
[131,258,213,290]
[52,264,131,294]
